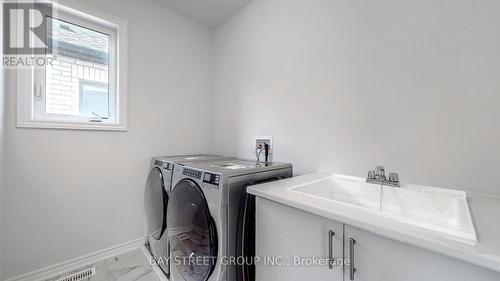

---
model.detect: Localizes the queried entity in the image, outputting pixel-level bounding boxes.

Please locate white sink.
[289,174,477,244]
[291,175,381,210]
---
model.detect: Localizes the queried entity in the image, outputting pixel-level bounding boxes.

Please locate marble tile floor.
[46,249,159,281]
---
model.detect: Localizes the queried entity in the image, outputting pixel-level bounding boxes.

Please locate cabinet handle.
[349,238,356,280]
[328,230,335,269]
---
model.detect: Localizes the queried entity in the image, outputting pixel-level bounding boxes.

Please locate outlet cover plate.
[255,136,273,162]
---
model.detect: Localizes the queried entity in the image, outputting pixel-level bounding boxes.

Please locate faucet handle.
[388,172,399,183]
[367,170,376,179]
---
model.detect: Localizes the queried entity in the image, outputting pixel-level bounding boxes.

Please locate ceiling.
[154,0,253,28]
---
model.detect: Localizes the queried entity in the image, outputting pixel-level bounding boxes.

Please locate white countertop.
[247,173,500,273]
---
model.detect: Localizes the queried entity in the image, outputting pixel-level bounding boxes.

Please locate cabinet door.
[344,225,500,281]
[255,198,344,281]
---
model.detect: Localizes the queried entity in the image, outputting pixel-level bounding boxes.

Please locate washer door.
[145,167,168,240]
[167,179,218,281]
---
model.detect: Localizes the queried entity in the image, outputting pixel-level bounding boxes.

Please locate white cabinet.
[255,198,500,281]
[256,198,344,281]
[343,224,499,281]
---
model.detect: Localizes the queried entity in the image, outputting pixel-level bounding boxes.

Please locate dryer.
[167,159,292,281]
[144,155,233,278]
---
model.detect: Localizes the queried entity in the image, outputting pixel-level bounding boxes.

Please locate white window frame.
[16,0,128,131]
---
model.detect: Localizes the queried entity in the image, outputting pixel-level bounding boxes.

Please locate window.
[16,2,127,130]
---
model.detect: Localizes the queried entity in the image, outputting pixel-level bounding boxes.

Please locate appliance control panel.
[155,160,172,170]
[203,172,221,189]
[183,168,202,179]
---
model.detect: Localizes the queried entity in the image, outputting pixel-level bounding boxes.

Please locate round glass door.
[144,167,168,240]
[167,179,217,281]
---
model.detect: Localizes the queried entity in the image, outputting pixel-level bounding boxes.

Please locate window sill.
[17,120,127,131]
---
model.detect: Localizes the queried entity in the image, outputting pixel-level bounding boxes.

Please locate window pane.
[45,17,109,117]
[79,82,109,118]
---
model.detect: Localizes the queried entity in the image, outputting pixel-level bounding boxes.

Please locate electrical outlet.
[255,136,273,162]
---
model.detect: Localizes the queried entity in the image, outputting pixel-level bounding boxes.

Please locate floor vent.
[54,267,96,281]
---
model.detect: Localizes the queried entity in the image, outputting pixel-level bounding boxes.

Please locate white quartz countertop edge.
[247,173,500,273]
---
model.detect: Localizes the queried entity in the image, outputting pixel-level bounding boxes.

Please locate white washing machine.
[144,155,234,278]
[167,159,293,281]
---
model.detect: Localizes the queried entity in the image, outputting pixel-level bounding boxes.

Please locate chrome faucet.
[366,165,400,187]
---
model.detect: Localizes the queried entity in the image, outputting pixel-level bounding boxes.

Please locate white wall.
[213,0,500,195]
[2,0,213,278]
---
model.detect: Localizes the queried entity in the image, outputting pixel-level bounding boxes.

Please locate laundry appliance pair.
[144,155,233,277]
[144,154,292,281]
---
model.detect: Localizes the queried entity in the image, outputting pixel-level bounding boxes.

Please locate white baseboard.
[5,238,146,281]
